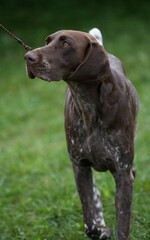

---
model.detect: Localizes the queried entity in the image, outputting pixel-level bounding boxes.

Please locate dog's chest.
[66,117,91,164]
[65,114,120,170]
[64,86,130,171]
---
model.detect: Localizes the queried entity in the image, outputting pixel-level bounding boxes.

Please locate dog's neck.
[67,81,101,132]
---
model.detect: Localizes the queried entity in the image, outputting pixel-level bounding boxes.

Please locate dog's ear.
[67,38,110,82]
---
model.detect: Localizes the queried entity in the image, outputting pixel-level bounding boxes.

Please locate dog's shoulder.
[99,53,139,127]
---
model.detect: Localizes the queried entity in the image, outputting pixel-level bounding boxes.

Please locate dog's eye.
[63,42,69,48]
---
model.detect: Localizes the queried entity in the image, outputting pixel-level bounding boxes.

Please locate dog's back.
[89,28,138,122]
[89,28,125,75]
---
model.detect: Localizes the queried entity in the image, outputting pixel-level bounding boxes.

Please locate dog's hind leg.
[131,164,136,178]
[92,183,111,239]
[93,183,106,227]
[72,163,111,239]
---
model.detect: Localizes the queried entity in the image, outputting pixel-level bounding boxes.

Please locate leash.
[0,24,32,51]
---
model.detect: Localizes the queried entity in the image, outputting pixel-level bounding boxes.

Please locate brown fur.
[25,30,139,240]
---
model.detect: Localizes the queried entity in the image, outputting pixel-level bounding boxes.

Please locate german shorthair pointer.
[24,28,139,240]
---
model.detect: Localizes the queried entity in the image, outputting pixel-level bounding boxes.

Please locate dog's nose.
[24,51,38,63]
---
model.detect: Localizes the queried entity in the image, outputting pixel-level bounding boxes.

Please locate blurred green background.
[0,0,150,239]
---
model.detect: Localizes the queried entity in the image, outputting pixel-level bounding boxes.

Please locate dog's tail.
[89,28,103,46]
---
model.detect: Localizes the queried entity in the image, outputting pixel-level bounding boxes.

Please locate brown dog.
[24,29,139,240]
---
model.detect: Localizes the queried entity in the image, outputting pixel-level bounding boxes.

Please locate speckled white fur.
[93,185,106,227]
[36,56,52,81]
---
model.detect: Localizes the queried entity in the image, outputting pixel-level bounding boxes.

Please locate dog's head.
[24,30,110,83]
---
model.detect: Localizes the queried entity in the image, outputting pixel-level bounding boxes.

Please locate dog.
[24,28,139,240]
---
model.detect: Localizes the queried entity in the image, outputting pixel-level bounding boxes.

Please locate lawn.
[0,0,150,239]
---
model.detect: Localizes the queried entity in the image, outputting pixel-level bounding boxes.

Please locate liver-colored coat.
[25,30,139,240]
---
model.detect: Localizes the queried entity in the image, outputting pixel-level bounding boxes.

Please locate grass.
[0,0,150,239]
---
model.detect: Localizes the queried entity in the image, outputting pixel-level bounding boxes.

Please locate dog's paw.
[85,224,111,240]
[99,226,111,239]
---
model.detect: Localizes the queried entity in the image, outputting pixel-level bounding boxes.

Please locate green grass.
[0,1,150,239]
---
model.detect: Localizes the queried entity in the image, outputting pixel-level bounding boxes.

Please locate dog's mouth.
[26,64,53,82]
[26,65,35,79]
[28,70,35,79]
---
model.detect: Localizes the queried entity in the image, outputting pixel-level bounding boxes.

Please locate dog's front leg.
[113,170,134,240]
[72,163,111,239]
